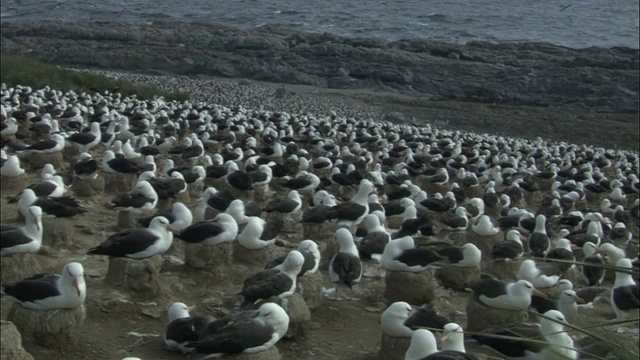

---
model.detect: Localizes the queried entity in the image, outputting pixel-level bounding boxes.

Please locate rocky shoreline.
[1,20,639,149]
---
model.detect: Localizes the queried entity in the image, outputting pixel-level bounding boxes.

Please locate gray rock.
[1,20,637,114]
[0,321,35,360]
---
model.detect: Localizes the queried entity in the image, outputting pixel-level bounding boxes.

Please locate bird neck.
[615,272,636,288]
[352,186,371,204]
[534,218,547,234]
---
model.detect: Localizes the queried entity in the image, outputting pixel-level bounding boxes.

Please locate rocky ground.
[1,20,639,150]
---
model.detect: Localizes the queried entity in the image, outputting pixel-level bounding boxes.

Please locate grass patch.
[0,53,190,101]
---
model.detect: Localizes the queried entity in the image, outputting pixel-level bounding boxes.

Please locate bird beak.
[532,288,547,298]
[35,217,40,232]
[574,296,585,304]
[570,243,579,251]
[441,335,449,343]
[188,305,197,312]
[74,277,82,297]
[167,225,180,235]
[333,242,339,254]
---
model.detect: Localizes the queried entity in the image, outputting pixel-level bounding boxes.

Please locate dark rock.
[1,20,637,114]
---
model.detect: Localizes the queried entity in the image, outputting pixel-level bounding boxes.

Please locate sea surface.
[1,0,639,49]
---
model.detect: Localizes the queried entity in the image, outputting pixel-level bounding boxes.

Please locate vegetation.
[0,53,190,101]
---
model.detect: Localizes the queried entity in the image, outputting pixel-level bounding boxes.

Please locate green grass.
[0,53,190,101]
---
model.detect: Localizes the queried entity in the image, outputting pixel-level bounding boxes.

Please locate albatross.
[164,302,207,354]
[470,278,546,310]
[380,301,451,338]
[239,250,304,308]
[0,262,86,310]
[1,205,43,257]
[87,216,175,259]
[185,302,289,360]
[329,228,363,300]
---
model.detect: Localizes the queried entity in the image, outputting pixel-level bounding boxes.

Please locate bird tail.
[426,260,451,269]
[7,196,19,204]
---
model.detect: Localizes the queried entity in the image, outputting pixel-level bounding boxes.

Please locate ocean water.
[1,0,638,49]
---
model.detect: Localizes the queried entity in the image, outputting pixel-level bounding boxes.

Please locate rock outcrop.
[1,20,638,114]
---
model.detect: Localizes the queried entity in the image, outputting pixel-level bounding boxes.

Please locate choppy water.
[1,0,638,49]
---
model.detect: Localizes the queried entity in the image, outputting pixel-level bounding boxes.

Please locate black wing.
[87,229,158,257]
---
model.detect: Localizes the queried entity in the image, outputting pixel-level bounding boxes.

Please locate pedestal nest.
[104,172,137,194]
[104,255,164,296]
[302,223,334,243]
[0,255,42,284]
[278,210,303,235]
[378,333,411,360]
[435,265,482,291]
[319,236,337,271]
[7,304,86,348]
[116,211,135,230]
[164,238,186,262]
[227,188,254,202]
[28,152,64,171]
[465,231,504,260]
[253,185,275,204]
[188,181,205,200]
[483,258,524,281]
[296,272,324,310]
[384,270,436,305]
[1,173,29,194]
[41,217,76,249]
[465,298,529,333]
[0,320,35,360]
[70,175,105,197]
[185,241,233,271]
[233,243,285,269]
[279,293,311,339]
